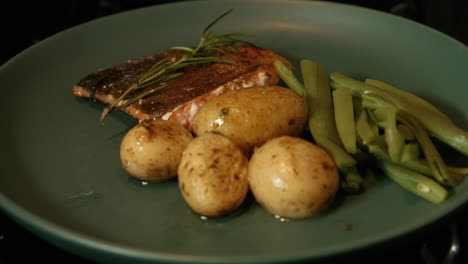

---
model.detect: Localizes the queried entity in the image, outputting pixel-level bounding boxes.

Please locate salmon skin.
[72,43,292,131]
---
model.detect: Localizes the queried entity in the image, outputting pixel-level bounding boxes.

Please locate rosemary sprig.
[99,8,252,122]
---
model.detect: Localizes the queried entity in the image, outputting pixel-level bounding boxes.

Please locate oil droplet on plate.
[274,215,289,222]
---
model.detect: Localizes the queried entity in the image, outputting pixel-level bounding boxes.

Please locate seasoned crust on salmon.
[72,43,292,130]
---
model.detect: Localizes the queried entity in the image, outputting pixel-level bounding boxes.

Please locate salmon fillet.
[72,43,292,131]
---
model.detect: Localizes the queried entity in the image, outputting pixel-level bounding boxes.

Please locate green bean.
[403,160,465,182]
[369,107,387,124]
[364,78,449,120]
[319,139,357,170]
[274,59,357,170]
[362,91,457,186]
[382,107,405,162]
[404,160,465,181]
[330,72,468,156]
[400,142,421,162]
[332,88,357,154]
[397,123,415,141]
[355,106,379,145]
[365,105,405,162]
[301,60,341,145]
[273,59,465,202]
[372,135,387,146]
[368,144,462,183]
[398,112,460,186]
[341,167,363,193]
[402,159,435,177]
[301,60,362,191]
[447,166,468,176]
[379,161,448,204]
[273,60,305,97]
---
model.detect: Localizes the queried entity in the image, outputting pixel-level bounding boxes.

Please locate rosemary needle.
[99,9,252,122]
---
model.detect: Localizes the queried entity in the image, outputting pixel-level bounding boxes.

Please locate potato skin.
[248,136,339,219]
[178,132,249,217]
[120,119,193,181]
[192,86,308,155]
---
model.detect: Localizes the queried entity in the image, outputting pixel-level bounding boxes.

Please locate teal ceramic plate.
[1,0,467,263]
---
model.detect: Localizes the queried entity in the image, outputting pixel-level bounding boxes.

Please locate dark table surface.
[1,0,467,263]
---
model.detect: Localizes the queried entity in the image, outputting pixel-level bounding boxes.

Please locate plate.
[1,0,467,263]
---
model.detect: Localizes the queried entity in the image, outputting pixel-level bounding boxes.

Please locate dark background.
[1,0,467,65]
[1,0,467,263]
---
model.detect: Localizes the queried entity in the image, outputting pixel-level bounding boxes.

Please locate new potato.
[120,119,193,181]
[248,136,340,219]
[192,86,308,155]
[178,132,249,217]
